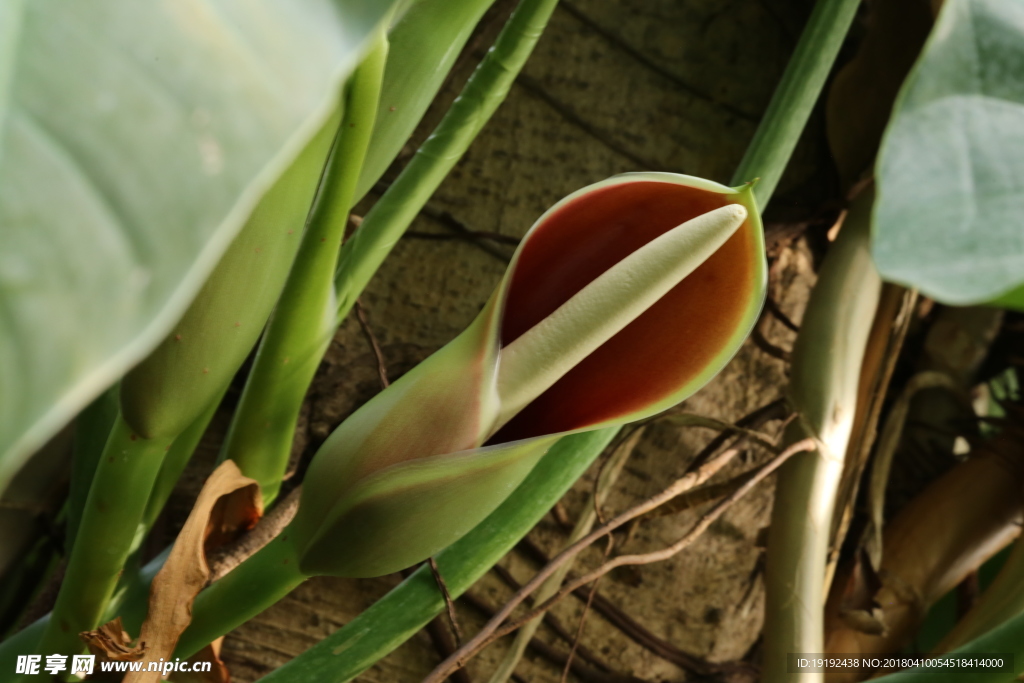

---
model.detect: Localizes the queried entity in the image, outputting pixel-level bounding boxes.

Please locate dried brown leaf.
[168,639,230,683]
[824,448,1024,677]
[124,461,261,683]
[835,550,888,636]
[81,617,146,662]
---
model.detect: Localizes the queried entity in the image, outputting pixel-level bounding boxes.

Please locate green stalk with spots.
[221,33,389,504]
[118,116,341,442]
[140,387,227,535]
[29,415,173,665]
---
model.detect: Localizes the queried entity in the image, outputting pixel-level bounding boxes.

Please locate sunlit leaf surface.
[0,0,392,488]
[873,0,1024,306]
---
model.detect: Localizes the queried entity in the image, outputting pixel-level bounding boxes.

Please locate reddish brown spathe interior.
[492,180,759,444]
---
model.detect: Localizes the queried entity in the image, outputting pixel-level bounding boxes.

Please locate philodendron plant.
[0,0,885,676]
[172,172,767,655]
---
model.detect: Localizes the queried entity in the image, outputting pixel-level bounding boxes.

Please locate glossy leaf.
[0,0,394,489]
[873,0,1024,305]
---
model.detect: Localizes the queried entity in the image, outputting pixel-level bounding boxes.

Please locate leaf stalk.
[221,33,389,504]
[29,415,173,665]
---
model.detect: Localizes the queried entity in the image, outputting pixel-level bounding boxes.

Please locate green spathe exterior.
[292,172,768,578]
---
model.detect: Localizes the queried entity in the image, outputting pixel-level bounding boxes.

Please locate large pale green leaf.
[872,0,1024,306]
[0,0,394,489]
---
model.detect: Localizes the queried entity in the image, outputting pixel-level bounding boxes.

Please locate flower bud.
[292,172,767,577]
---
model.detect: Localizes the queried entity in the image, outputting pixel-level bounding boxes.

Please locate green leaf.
[989,281,1024,312]
[0,0,394,490]
[872,0,1024,305]
[872,610,1024,683]
[0,1,25,164]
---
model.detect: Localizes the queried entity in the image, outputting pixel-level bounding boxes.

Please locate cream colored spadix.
[494,203,748,429]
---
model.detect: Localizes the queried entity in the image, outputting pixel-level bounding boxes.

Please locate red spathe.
[494,180,759,443]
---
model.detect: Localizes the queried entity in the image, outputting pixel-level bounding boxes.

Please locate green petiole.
[140,387,227,538]
[27,415,173,666]
[220,32,389,504]
[730,0,862,207]
[333,0,563,326]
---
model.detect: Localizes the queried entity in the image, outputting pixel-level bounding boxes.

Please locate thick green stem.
[763,192,882,683]
[729,0,862,207]
[141,387,225,533]
[174,535,307,659]
[30,414,173,663]
[717,0,869,678]
[333,0,560,325]
[222,35,388,504]
[66,385,119,551]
